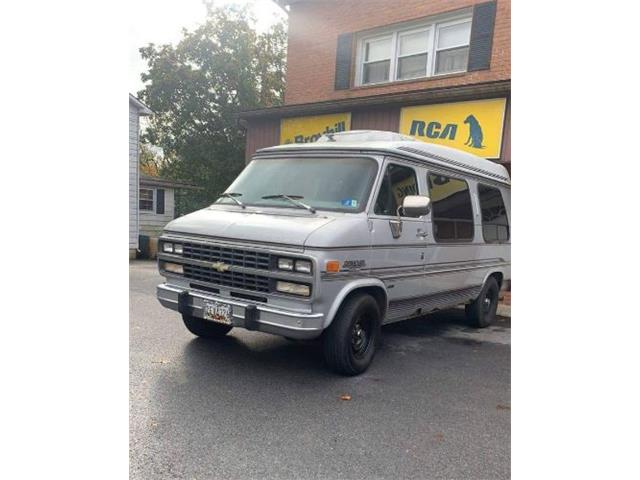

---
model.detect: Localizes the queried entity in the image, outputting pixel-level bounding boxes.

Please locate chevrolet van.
[157,130,511,375]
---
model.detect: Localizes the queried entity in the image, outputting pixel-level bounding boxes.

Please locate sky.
[129,0,286,95]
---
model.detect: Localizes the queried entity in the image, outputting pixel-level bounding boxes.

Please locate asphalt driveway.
[130,260,510,479]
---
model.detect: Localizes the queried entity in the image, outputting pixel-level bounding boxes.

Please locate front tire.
[465,277,500,328]
[182,314,233,338]
[322,293,381,376]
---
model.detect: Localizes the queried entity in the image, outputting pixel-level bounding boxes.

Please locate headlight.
[277,258,294,270]
[295,260,312,273]
[278,257,312,273]
[162,262,184,275]
[162,242,182,255]
[276,281,310,297]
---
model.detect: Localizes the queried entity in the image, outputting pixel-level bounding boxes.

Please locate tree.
[139,143,161,176]
[138,3,287,215]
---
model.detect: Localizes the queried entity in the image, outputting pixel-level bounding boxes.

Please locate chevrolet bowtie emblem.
[211,261,231,272]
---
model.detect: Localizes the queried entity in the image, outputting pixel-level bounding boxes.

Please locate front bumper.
[157,283,325,339]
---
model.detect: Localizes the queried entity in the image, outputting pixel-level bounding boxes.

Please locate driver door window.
[374,163,419,216]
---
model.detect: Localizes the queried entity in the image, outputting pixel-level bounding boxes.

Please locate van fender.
[480,265,509,291]
[323,279,388,329]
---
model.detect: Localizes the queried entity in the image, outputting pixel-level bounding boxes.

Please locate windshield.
[216,157,379,212]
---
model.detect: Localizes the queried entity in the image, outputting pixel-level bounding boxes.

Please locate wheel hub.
[351,320,369,355]
[483,297,492,313]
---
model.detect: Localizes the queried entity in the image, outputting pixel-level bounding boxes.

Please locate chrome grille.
[183,264,270,293]
[182,242,271,270]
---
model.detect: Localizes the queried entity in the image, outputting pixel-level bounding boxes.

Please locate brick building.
[239,0,510,171]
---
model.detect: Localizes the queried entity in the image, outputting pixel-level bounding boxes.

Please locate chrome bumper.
[156,283,325,339]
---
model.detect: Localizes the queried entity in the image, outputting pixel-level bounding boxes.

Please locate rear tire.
[182,314,233,338]
[465,277,500,328]
[322,293,381,376]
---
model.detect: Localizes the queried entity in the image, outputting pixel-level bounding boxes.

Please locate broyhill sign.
[280,113,351,145]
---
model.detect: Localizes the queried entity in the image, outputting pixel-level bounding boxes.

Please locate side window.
[139,188,154,211]
[427,173,474,241]
[478,184,510,243]
[374,163,419,216]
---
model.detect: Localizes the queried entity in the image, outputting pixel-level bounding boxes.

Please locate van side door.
[423,170,482,297]
[368,159,429,322]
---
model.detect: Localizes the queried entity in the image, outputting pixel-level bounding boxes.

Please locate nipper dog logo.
[399,98,507,158]
[463,114,484,149]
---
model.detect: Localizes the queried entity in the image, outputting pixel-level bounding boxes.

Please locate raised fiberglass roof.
[255,130,510,185]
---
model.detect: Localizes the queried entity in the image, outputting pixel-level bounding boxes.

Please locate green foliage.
[138,3,287,216]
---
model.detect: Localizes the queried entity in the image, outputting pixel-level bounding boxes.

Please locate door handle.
[389,219,403,239]
[416,229,429,239]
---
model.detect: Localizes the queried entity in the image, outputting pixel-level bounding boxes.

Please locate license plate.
[203,300,232,325]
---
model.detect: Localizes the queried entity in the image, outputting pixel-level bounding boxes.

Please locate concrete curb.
[497,304,511,317]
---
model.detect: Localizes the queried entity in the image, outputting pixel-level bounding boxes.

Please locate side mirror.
[402,195,431,218]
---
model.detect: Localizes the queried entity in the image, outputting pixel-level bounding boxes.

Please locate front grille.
[182,242,271,270]
[183,264,270,293]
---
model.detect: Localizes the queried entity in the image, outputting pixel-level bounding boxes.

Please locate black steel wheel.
[323,293,381,376]
[465,277,500,328]
[351,315,374,359]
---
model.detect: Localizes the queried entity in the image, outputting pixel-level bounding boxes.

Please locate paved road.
[130,260,510,479]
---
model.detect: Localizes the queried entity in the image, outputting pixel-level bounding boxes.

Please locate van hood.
[163,206,336,246]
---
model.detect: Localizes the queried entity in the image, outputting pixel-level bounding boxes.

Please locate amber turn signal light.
[325,260,340,273]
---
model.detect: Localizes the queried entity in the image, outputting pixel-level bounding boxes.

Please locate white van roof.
[255,130,510,185]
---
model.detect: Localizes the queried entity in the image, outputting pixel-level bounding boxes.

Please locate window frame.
[433,17,473,76]
[477,183,510,244]
[355,10,472,87]
[139,187,155,212]
[371,161,421,218]
[426,171,475,243]
[395,26,432,81]
[361,33,394,85]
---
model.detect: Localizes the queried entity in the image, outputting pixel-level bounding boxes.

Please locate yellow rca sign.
[399,98,507,159]
[280,113,351,145]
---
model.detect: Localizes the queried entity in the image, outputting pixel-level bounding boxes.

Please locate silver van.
[157,130,511,375]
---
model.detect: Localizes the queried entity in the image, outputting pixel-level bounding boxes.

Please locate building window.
[478,184,510,243]
[397,28,431,80]
[434,20,472,75]
[428,173,474,241]
[362,36,392,84]
[374,163,419,216]
[139,188,154,211]
[357,13,472,86]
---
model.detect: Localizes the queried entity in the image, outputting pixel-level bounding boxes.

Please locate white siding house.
[129,94,152,257]
[139,175,178,238]
[136,175,197,257]
[139,181,175,238]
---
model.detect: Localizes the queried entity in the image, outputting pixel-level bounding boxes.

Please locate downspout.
[136,123,140,253]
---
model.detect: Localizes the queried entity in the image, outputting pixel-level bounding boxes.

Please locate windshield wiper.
[217,192,246,209]
[261,194,316,214]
